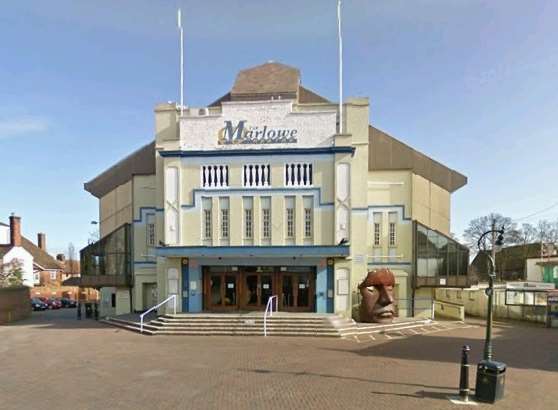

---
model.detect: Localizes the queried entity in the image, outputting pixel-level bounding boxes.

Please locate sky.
[1,0,557,256]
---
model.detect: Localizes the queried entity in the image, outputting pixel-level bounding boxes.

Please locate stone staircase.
[103,312,354,337]
[102,312,469,339]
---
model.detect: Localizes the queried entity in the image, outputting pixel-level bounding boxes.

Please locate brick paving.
[1,309,556,410]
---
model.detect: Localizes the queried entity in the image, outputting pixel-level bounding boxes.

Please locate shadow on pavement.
[239,367,455,391]
[322,320,558,373]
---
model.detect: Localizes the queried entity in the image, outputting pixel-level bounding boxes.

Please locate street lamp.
[477,227,504,361]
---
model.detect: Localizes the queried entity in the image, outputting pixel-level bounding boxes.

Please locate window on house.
[285,163,313,187]
[388,212,397,246]
[219,197,229,239]
[373,212,382,246]
[243,164,270,187]
[303,196,313,238]
[50,271,57,280]
[201,165,229,188]
[202,198,212,239]
[261,197,271,240]
[286,196,295,238]
[243,197,253,239]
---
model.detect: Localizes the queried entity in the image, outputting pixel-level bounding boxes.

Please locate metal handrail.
[140,294,176,333]
[263,295,278,337]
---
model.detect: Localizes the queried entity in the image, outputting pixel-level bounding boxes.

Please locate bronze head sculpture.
[358,268,396,323]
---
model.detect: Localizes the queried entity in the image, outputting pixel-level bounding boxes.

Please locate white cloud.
[0,117,49,139]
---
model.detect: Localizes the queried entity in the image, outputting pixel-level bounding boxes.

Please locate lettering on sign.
[218,120,298,145]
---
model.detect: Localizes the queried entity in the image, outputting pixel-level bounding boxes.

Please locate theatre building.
[81,62,468,319]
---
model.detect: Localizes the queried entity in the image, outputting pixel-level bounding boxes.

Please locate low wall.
[0,286,31,324]
[436,287,547,324]
[433,300,465,321]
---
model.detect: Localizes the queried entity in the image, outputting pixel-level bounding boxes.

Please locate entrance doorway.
[202,266,315,312]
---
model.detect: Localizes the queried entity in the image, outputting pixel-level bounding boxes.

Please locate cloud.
[0,116,49,139]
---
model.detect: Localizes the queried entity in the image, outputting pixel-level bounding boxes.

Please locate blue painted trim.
[155,245,350,258]
[159,146,355,158]
[134,261,156,265]
[362,205,412,221]
[367,262,412,266]
[181,187,333,210]
[133,206,157,223]
[181,258,189,312]
[326,260,334,313]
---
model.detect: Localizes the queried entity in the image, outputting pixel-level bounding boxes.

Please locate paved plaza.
[1,309,556,410]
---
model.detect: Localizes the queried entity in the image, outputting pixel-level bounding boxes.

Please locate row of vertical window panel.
[285,163,313,187]
[372,212,397,246]
[201,196,313,241]
[243,164,271,187]
[202,165,229,188]
[200,163,314,188]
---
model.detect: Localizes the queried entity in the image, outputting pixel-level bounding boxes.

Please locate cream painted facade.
[84,64,465,320]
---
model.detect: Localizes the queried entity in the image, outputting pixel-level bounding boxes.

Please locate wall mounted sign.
[218,120,298,145]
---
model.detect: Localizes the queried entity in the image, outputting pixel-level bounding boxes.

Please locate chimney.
[56,253,65,262]
[38,233,46,251]
[9,214,22,247]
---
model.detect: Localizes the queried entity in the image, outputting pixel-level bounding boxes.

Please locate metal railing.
[140,294,176,333]
[263,295,278,337]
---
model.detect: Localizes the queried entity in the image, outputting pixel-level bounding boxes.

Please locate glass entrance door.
[240,271,274,310]
[280,272,315,312]
[204,269,238,311]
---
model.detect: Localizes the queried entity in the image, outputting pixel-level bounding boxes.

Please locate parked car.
[60,298,77,308]
[31,298,48,311]
[37,297,61,309]
[48,298,62,309]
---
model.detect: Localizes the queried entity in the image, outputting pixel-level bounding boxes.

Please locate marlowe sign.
[218,120,298,145]
[180,100,337,150]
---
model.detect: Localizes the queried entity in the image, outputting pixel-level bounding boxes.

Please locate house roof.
[0,234,63,271]
[84,61,466,198]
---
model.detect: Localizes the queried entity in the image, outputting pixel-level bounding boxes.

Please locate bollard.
[77,303,82,320]
[459,345,471,401]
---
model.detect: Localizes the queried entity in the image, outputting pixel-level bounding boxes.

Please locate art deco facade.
[82,62,468,318]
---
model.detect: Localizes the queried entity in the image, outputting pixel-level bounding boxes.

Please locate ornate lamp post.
[477,225,505,361]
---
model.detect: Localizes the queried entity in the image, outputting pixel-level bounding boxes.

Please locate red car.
[37,297,61,309]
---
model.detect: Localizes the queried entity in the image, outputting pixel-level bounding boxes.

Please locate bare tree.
[463,213,517,251]
[66,242,79,275]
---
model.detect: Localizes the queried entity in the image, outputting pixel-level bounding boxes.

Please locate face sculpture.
[358,269,396,323]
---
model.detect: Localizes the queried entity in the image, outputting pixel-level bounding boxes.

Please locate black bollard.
[94,303,99,320]
[77,303,82,320]
[459,345,471,401]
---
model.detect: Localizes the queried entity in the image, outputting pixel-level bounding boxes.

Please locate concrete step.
[101,319,155,335]
[153,330,340,337]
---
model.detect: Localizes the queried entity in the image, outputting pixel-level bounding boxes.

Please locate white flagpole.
[337,0,343,134]
[178,8,184,117]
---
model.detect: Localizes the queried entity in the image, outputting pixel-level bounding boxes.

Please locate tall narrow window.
[303,196,313,238]
[373,212,382,246]
[261,197,271,240]
[202,198,212,239]
[286,196,295,238]
[146,214,155,247]
[219,197,229,239]
[243,197,253,239]
[388,212,397,246]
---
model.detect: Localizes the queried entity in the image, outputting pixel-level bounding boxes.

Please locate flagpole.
[337,0,343,134]
[178,9,184,117]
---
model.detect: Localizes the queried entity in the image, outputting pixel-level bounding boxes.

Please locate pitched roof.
[20,237,63,270]
[231,62,300,100]
[84,141,155,198]
[368,126,467,193]
[0,245,11,259]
